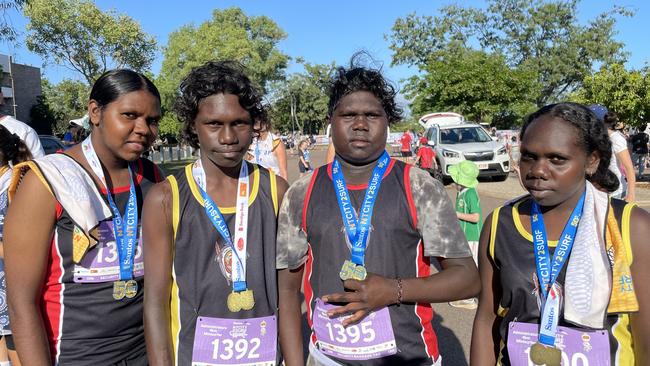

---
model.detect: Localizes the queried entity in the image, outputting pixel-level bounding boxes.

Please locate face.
[330,91,388,164]
[193,93,256,168]
[89,89,161,162]
[519,116,599,207]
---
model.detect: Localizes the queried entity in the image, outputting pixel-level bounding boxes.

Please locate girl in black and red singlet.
[3,69,163,365]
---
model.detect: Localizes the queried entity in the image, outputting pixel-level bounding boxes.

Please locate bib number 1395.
[325,321,376,344]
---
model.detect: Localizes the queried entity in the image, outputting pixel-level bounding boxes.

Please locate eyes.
[338,112,384,121]
[121,112,160,126]
[521,153,568,165]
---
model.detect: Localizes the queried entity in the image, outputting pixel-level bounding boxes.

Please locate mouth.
[349,137,371,147]
[126,141,146,153]
[215,148,244,158]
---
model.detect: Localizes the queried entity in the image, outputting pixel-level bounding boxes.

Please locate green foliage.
[158,7,290,120]
[24,0,157,84]
[29,95,56,134]
[269,61,335,134]
[0,0,26,43]
[157,113,182,140]
[571,64,650,127]
[388,0,632,106]
[405,48,538,126]
[41,78,89,135]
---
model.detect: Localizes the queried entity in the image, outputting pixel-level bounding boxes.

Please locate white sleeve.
[24,127,45,158]
[611,133,627,154]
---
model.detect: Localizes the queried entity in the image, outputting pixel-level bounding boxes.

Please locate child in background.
[448,160,482,310]
[298,139,312,177]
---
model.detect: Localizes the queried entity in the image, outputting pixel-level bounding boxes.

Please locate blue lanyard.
[195,162,248,292]
[81,137,138,281]
[331,151,390,266]
[530,190,585,299]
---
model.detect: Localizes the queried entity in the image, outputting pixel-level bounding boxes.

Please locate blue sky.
[2,0,649,92]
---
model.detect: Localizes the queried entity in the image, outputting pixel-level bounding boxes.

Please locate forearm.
[144,301,174,366]
[470,314,499,366]
[278,288,304,366]
[457,212,480,223]
[9,300,51,365]
[402,260,479,303]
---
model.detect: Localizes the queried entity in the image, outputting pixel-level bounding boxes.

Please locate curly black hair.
[175,60,268,149]
[327,55,402,124]
[520,102,619,193]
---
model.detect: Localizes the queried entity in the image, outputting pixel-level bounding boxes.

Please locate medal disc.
[339,260,354,281]
[240,289,255,310]
[530,342,561,366]
[352,264,367,281]
[112,281,126,300]
[124,279,138,299]
[227,291,242,313]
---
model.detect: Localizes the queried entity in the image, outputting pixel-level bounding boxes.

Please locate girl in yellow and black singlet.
[143,61,288,366]
[470,103,650,365]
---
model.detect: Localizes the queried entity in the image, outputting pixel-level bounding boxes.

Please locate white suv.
[424,123,510,182]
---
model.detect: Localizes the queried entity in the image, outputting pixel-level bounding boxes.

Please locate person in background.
[246,127,288,180]
[399,128,413,159]
[297,139,312,178]
[448,160,482,310]
[413,136,437,177]
[630,128,649,178]
[0,90,44,158]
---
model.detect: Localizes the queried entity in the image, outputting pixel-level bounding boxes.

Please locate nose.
[351,115,369,131]
[218,124,238,145]
[528,158,549,179]
[134,117,152,136]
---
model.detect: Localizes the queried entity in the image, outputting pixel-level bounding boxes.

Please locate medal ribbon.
[530,190,585,346]
[331,151,390,266]
[81,137,138,281]
[192,158,249,293]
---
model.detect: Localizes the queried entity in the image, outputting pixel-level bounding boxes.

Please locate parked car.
[419,113,510,183]
[38,135,65,155]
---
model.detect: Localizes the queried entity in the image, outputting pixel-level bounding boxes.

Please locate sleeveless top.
[247,132,282,174]
[29,156,162,365]
[167,162,280,366]
[302,160,440,365]
[0,166,11,335]
[489,196,636,365]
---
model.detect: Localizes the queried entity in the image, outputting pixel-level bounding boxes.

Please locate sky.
[2,0,649,94]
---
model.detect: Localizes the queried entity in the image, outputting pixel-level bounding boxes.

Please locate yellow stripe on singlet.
[167,175,182,364]
[513,200,558,247]
[489,206,501,261]
[185,163,260,214]
[622,203,635,264]
[8,161,54,200]
[269,170,278,216]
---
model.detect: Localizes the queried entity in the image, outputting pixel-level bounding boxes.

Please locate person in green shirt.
[449,160,482,309]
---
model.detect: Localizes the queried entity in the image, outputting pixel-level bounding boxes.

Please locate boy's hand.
[321,273,398,326]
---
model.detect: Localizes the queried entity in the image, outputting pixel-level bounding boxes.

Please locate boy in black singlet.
[143,61,288,366]
[277,57,480,366]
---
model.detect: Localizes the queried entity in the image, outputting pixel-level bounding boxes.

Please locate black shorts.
[401,151,412,157]
[299,162,312,173]
[4,334,15,351]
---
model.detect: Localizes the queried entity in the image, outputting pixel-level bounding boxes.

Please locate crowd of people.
[0,56,647,366]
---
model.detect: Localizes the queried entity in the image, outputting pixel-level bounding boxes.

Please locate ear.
[586,150,600,176]
[88,100,102,127]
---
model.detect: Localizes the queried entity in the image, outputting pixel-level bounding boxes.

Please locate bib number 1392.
[211,338,261,361]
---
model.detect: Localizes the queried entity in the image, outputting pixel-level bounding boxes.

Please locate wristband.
[396,277,403,305]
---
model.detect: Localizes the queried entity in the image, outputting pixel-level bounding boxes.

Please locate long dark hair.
[520,102,619,192]
[90,69,160,109]
[0,125,32,166]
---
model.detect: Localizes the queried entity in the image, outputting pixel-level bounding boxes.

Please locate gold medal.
[351,264,367,281]
[227,291,242,313]
[112,281,126,300]
[339,260,354,280]
[239,289,255,311]
[124,279,138,299]
[530,342,561,366]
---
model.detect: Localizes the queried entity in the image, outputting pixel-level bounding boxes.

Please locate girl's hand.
[321,273,398,326]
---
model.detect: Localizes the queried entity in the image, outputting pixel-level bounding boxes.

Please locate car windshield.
[439,127,491,144]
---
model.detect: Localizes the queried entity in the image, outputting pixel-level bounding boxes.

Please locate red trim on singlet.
[403,164,418,229]
[301,169,320,346]
[98,159,145,194]
[55,202,63,219]
[414,240,439,360]
[42,232,65,363]
[325,159,397,190]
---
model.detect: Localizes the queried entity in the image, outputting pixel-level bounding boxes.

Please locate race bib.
[507,321,610,366]
[192,316,276,366]
[73,221,144,283]
[312,298,397,360]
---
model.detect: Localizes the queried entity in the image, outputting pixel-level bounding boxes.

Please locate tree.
[405,48,538,127]
[388,0,632,106]
[24,0,157,84]
[269,62,335,134]
[158,7,289,113]
[40,78,89,135]
[1,0,26,43]
[571,64,650,128]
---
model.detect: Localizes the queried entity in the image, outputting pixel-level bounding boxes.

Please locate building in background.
[0,54,42,125]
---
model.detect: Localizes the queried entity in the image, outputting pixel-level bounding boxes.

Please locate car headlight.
[442,149,460,158]
[497,146,507,155]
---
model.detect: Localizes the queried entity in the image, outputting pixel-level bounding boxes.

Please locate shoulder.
[611,132,628,147]
[408,165,445,196]
[285,170,316,202]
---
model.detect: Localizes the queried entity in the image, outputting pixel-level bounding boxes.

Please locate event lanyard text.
[332,151,390,266]
[81,137,138,281]
[193,159,250,293]
[530,191,585,346]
